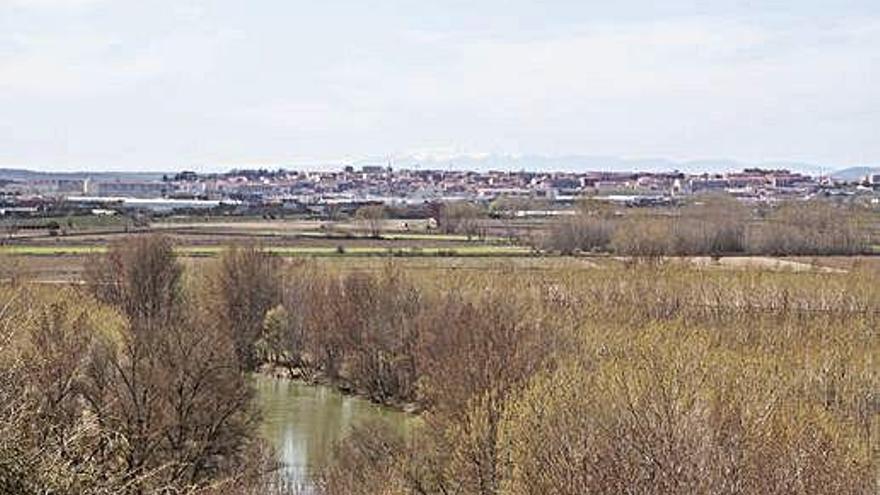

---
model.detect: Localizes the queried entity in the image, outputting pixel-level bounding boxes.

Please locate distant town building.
[1,164,875,217]
[94,181,168,198]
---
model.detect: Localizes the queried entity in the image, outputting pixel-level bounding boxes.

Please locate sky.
[1,0,879,172]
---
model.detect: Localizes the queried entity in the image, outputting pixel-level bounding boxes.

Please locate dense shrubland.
[201,245,282,371]
[543,197,876,256]
[281,260,879,495]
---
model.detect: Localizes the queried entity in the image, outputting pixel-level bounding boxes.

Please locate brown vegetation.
[306,261,879,495]
[202,244,282,371]
[267,265,422,402]
[544,197,876,257]
[542,215,615,254]
[355,205,388,238]
[1,236,287,494]
[748,201,873,255]
[439,202,485,239]
[3,229,879,493]
[85,234,184,326]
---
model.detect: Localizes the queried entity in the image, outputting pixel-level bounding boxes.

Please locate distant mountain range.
[1,155,876,180]
[830,166,880,181]
[358,153,842,176]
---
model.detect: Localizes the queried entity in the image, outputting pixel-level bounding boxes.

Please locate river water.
[255,375,414,488]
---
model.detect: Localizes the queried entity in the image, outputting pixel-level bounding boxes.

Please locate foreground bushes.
[1,238,283,494]
[500,330,875,495]
[309,262,879,495]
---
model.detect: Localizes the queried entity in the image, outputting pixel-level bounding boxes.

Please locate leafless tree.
[355,205,387,238]
[205,245,282,371]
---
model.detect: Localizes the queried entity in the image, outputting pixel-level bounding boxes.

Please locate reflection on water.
[255,375,414,487]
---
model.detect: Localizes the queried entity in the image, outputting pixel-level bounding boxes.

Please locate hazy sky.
[1,0,879,171]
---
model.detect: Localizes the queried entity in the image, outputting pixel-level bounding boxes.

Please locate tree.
[85,234,183,329]
[81,310,260,488]
[747,200,871,255]
[355,205,387,238]
[440,202,484,239]
[0,290,127,494]
[79,236,267,490]
[205,245,282,371]
[0,282,265,493]
[543,212,615,254]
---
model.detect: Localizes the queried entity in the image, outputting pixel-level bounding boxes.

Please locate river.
[255,375,415,489]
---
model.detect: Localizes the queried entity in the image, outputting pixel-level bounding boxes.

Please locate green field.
[0,245,105,256]
[0,244,533,258]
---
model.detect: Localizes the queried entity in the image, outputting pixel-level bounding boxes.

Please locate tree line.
[542,197,877,256]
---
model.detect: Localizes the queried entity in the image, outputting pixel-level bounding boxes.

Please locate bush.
[314,262,879,494]
[500,331,875,495]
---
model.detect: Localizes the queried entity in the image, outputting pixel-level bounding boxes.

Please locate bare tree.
[85,234,183,328]
[355,205,387,238]
[440,201,484,239]
[747,200,872,255]
[77,236,268,491]
[205,245,282,371]
[82,310,261,488]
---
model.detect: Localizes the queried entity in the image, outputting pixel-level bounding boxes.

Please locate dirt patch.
[689,256,847,273]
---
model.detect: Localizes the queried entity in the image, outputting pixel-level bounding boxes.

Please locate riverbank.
[257,363,422,414]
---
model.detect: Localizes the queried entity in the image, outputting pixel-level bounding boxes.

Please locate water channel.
[255,375,415,489]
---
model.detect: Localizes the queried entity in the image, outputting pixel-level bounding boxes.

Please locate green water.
[255,375,414,487]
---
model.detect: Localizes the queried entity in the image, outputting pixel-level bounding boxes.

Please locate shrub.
[315,262,879,494]
[499,330,876,495]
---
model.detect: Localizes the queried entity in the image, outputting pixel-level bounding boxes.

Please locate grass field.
[2,216,518,253]
[0,243,533,257]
